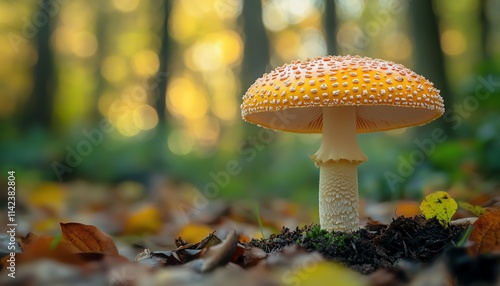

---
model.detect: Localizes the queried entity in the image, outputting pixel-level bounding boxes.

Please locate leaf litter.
[1,183,500,285]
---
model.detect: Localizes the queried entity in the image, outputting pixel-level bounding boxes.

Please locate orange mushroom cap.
[241,55,445,133]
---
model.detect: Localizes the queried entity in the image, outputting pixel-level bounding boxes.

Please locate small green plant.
[254,202,265,238]
[456,224,474,247]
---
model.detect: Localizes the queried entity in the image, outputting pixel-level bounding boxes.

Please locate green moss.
[303,225,360,251]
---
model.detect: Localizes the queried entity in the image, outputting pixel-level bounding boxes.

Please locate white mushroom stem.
[311,106,367,231]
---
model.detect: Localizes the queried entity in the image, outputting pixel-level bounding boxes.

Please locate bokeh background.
[1,0,499,225]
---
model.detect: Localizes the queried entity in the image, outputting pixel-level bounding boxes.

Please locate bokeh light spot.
[441,29,467,56]
[168,129,195,155]
[133,50,159,76]
[167,77,208,120]
[133,105,159,130]
[263,2,288,32]
[71,31,98,58]
[116,111,141,137]
[101,56,128,83]
[383,32,412,60]
[112,0,140,12]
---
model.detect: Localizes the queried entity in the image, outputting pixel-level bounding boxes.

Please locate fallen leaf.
[469,209,500,254]
[240,245,267,267]
[199,229,238,273]
[177,224,215,243]
[278,254,367,286]
[458,201,486,216]
[196,230,222,250]
[0,233,84,269]
[123,205,162,235]
[27,183,66,215]
[60,222,119,256]
[365,218,387,233]
[238,233,252,243]
[420,191,457,226]
[135,248,182,267]
[394,200,421,218]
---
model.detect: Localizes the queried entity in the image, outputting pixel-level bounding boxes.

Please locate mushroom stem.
[311,106,367,231]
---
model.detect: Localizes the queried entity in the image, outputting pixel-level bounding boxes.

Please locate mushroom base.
[318,160,359,231]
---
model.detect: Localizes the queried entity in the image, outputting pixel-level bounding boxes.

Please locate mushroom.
[240,55,444,231]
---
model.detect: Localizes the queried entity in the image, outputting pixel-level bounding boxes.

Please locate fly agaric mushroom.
[240,55,444,231]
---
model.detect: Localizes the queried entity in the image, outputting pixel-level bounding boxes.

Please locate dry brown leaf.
[239,245,267,267]
[0,233,84,269]
[135,248,183,267]
[469,208,500,255]
[199,229,238,273]
[365,218,387,232]
[195,230,222,250]
[60,222,119,256]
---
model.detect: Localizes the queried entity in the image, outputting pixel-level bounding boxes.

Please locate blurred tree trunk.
[92,7,107,126]
[241,0,270,91]
[323,0,337,55]
[479,0,491,60]
[22,0,55,130]
[152,0,171,171]
[155,0,171,123]
[409,0,454,136]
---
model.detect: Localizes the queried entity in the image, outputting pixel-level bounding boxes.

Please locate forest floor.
[0,180,499,285]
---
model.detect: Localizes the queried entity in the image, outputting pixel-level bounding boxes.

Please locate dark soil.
[249,216,466,274]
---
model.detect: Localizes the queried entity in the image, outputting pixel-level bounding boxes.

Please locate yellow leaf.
[420,191,457,226]
[458,201,486,216]
[177,224,214,243]
[123,205,162,235]
[282,261,367,286]
[28,183,66,214]
[469,208,500,254]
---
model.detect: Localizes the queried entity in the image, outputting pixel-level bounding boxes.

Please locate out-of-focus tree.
[155,0,171,123]
[323,0,337,55]
[409,0,454,135]
[241,0,270,91]
[479,0,489,60]
[21,0,55,131]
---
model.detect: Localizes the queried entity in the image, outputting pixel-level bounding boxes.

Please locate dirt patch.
[249,216,466,274]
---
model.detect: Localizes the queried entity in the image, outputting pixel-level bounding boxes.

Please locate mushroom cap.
[241,55,445,133]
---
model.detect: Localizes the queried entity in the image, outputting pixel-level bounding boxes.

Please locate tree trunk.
[479,0,491,60]
[22,0,55,130]
[241,0,270,91]
[155,0,171,123]
[323,0,337,55]
[151,0,172,171]
[409,0,453,135]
